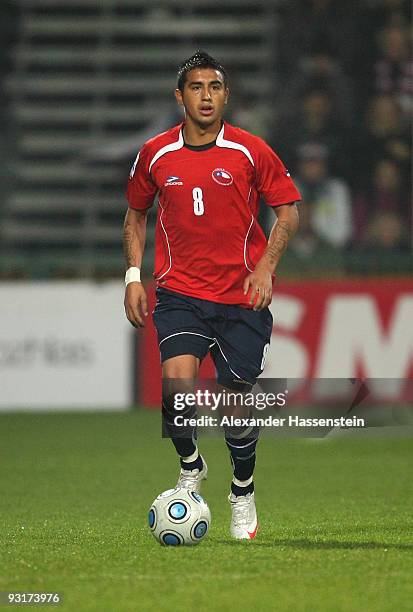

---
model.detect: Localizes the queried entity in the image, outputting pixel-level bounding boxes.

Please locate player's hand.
[243,265,273,311]
[124,282,148,328]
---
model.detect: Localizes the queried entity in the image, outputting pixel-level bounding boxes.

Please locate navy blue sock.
[162,392,198,458]
[180,455,203,472]
[231,481,254,497]
[225,424,259,481]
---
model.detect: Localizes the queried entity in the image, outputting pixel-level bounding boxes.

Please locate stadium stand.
[0,0,411,279]
[0,0,278,278]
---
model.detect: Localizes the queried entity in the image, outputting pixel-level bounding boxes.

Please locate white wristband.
[125,267,141,286]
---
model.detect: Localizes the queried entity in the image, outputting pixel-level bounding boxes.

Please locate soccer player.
[124,51,300,540]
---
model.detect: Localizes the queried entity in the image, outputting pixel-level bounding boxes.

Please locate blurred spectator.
[365,211,408,250]
[372,24,412,117]
[294,143,352,248]
[277,0,360,76]
[356,94,411,188]
[353,158,411,244]
[362,0,411,31]
[230,99,269,139]
[227,81,270,139]
[347,209,411,275]
[275,88,351,180]
[283,200,346,276]
[278,47,354,127]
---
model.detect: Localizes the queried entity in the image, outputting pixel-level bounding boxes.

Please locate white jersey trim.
[244,215,255,273]
[216,124,254,167]
[156,199,172,280]
[226,437,257,449]
[158,330,242,379]
[159,331,213,347]
[129,151,140,178]
[149,129,184,173]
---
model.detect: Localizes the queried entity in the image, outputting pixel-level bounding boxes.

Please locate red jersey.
[126,121,301,306]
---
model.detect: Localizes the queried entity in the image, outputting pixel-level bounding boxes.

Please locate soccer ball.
[148,487,211,546]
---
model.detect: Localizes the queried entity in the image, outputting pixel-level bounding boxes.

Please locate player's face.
[175,68,229,129]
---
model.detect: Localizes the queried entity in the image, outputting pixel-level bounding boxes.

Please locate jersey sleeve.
[126,143,158,210]
[254,139,301,207]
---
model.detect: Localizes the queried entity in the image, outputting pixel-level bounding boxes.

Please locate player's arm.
[244,203,299,310]
[123,207,149,328]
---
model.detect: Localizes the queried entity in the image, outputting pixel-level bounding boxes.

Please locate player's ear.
[175,88,184,106]
[224,87,229,104]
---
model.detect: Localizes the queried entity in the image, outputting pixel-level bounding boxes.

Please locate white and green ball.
[148,487,211,546]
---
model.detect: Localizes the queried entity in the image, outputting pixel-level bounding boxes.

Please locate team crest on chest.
[212,168,233,186]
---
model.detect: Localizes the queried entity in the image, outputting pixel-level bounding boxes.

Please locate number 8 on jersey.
[192,187,204,216]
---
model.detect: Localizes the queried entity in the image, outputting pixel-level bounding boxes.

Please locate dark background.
[0,0,411,279]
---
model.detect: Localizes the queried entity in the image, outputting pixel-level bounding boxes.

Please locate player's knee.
[162,355,199,378]
[224,421,259,441]
[162,392,196,419]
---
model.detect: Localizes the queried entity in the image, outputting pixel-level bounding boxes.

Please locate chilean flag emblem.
[212,168,233,186]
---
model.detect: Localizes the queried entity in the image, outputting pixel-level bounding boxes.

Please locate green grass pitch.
[0,410,412,611]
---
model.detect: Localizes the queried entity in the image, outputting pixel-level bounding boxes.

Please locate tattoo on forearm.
[265,220,293,266]
[123,220,138,268]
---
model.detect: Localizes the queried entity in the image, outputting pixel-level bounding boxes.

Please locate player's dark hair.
[177,50,228,92]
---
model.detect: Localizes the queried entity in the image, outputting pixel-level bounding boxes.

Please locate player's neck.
[183,118,223,146]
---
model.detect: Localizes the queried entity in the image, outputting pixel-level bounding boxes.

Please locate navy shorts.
[152,288,273,389]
